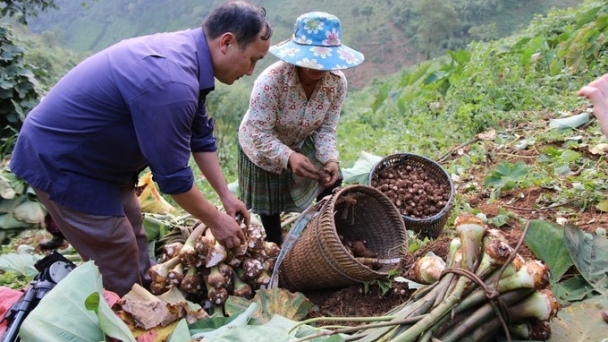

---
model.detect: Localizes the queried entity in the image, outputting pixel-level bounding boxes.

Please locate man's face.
[218,34,270,85]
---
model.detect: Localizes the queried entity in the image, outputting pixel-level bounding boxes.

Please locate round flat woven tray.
[278,185,407,292]
[368,153,454,239]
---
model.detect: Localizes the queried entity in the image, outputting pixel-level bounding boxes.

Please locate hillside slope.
[27,0,582,89]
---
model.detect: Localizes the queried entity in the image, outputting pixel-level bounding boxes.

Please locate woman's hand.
[320,160,340,187]
[288,152,321,180]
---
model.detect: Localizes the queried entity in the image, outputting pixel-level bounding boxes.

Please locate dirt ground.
[301,146,605,325]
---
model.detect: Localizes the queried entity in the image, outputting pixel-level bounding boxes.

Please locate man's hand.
[208,212,246,249]
[288,152,320,180]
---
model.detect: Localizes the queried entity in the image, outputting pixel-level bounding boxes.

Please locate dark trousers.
[33,187,152,297]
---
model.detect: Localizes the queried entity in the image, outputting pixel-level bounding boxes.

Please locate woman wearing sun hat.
[237,11,364,245]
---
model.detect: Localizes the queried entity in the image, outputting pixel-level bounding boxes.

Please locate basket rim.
[368,153,455,222]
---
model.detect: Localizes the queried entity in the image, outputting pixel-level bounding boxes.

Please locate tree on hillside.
[0,0,56,158]
[1,0,57,25]
[414,0,460,59]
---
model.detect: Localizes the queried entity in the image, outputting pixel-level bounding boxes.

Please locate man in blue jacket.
[10,1,272,296]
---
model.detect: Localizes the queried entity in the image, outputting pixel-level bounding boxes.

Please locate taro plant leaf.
[197,313,344,342]
[483,161,528,190]
[549,295,608,342]
[0,175,16,199]
[564,224,608,295]
[0,252,41,278]
[168,319,191,342]
[596,199,608,212]
[524,220,574,282]
[85,291,135,342]
[552,275,595,304]
[19,261,135,342]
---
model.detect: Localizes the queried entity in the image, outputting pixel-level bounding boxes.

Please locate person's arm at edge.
[192,151,251,227]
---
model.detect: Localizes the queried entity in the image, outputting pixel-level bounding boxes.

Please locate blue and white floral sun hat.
[269,12,364,71]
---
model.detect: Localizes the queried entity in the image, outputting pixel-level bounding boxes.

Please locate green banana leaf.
[19,261,135,342]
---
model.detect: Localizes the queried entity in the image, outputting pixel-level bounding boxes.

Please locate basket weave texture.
[369,153,455,239]
[278,185,407,292]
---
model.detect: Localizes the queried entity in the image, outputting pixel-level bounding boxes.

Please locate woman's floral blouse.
[238,61,346,174]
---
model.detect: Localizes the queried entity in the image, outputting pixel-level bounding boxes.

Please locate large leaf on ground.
[19,261,135,342]
[224,288,313,324]
[549,295,608,341]
[552,275,596,304]
[564,224,608,295]
[524,220,573,282]
[198,313,345,342]
[0,252,41,278]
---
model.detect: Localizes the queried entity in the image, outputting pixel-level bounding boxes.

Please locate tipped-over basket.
[278,185,407,292]
[368,153,454,239]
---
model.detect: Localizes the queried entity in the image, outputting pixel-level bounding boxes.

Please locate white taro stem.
[178,222,208,267]
[445,237,461,268]
[457,258,550,314]
[457,289,559,342]
[454,213,487,272]
[496,259,550,293]
[148,256,181,284]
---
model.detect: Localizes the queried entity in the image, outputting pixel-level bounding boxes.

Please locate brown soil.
[299,144,604,326]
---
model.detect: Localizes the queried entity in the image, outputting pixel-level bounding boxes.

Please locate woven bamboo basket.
[368,153,454,239]
[278,185,407,292]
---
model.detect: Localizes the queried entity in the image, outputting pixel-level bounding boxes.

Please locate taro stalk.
[160,242,183,262]
[218,263,234,288]
[457,289,559,342]
[264,241,281,258]
[149,256,181,284]
[178,223,208,267]
[179,266,204,294]
[242,257,264,282]
[454,213,487,272]
[389,214,488,342]
[206,265,228,289]
[456,258,550,315]
[232,270,253,299]
[436,288,534,342]
[208,286,229,306]
[255,270,272,290]
[205,234,228,268]
[495,259,550,293]
[167,262,185,286]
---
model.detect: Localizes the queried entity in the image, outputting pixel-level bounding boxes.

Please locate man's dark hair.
[203,1,272,48]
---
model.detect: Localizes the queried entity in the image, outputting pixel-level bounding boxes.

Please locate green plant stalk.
[410,237,461,302]
[433,273,456,307]
[454,258,548,315]
[294,316,424,342]
[457,289,558,342]
[178,222,207,267]
[389,275,469,342]
[437,288,534,342]
[354,277,450,342]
